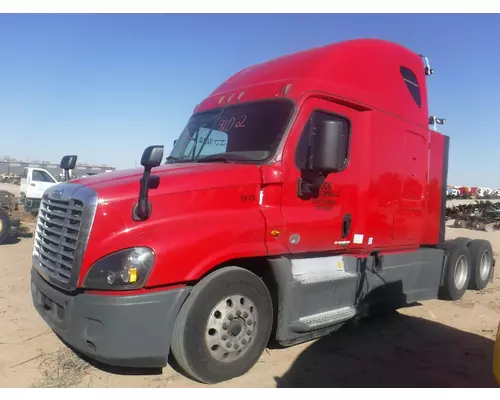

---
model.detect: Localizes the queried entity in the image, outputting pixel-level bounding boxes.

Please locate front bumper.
[30,268,191,368]
[23,197,41,213]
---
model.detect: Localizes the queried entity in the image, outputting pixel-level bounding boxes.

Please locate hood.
[71,162,263,203]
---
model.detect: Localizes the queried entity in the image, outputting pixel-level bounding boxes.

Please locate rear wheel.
[171,266,273,384]
[468,239,493,290]
[0,208,11,244]
[439,241,472,300]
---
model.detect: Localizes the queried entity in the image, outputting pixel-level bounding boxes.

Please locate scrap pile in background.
[446,200,500,231]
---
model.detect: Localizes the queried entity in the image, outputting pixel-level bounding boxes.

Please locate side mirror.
[134,145,164,221]
[141,145,164,170]
[309,119,348,174]
[60,155,78,181]
[60,155,77,171]
[297,118,348,201]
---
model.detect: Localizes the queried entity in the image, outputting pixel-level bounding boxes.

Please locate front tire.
[171,266,273,384]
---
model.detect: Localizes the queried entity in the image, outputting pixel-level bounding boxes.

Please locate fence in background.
[0,161,115,178]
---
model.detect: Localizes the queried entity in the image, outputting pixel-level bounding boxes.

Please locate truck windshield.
[167,99,294,163]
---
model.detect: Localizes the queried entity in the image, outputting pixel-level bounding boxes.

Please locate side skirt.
[268,247,445,346]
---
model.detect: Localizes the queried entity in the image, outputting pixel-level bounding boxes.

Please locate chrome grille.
[34,197,84,282]
[32,183,98,291]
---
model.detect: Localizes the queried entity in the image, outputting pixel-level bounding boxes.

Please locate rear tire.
[0,208,11,244]
[439,241,472,300]
[468,239,493,290]
[170,266,273,384]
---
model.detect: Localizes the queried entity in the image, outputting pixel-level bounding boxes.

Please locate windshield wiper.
[196,153,251,163]
[196,156,234,163]
[165,156,195,164]
[193,108,226,160]
[165,156,182,164]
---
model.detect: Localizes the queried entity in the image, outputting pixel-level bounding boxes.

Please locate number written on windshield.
[218,115,247,132]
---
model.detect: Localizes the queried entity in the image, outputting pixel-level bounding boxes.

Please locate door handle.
[342,214,352,239]
[30,183,35,187]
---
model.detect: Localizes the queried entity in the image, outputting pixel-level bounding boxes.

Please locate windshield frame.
[167,97,297,165]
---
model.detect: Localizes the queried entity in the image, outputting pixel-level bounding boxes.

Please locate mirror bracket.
[297,171,327,200]
[132,200,153,222]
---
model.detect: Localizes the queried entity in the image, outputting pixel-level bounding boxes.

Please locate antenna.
[419,54,434,76]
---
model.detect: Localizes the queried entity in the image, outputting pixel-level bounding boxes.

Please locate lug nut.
[247,319,253,325]
[243,312,249,318]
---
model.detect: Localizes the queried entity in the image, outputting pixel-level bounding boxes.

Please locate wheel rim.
[454,255,468,290]
[479,250,491,281]
[205,294,258,363]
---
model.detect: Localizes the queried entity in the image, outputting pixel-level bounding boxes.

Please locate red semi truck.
[30,38,495,384]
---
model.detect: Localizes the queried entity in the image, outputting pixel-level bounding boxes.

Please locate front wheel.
[170,266,273,384]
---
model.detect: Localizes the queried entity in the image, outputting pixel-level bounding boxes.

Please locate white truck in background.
[20,157,77,214]
[20,167,59,214]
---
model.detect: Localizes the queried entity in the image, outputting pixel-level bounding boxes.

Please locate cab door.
[279,97,363,254]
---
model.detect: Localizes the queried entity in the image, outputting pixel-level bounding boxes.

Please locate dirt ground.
[0,183,20,198]
[0,193,499,387]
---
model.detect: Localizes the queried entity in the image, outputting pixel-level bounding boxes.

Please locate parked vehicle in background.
[20,157,77,214]
[1,173,21,185]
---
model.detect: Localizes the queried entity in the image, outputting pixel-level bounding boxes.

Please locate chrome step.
[289,306,357,333]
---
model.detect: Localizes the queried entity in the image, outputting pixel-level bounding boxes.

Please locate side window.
[32,170,55,183]
[295,110,350,171]
[400,66,422,108]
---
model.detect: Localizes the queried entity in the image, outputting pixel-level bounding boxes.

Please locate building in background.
[0,160,116,180]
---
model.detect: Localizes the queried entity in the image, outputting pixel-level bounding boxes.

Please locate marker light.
[83,247,155,290]
[129,268,138,283]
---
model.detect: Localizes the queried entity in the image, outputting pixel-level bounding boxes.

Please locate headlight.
[83,247,155,290]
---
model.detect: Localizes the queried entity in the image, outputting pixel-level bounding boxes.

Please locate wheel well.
[192,257,280,343]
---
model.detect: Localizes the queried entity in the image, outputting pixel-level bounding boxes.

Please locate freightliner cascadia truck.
[30,38,495,384]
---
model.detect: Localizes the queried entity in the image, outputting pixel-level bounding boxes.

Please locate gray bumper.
[30,268,191,368]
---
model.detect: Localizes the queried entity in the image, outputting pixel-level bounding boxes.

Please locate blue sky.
[0,13,499,186]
